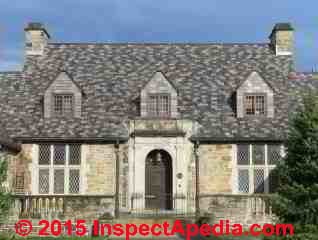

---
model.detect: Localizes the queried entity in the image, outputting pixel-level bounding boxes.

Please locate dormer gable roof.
[141,71,178,93]
[44,71,84,95]
[237,71,275,92]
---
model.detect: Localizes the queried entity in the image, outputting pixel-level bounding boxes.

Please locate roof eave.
[189,136,286,143]
[14,137,129,144]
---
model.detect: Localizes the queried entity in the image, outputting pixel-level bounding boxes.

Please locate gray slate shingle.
[0,42,316,142]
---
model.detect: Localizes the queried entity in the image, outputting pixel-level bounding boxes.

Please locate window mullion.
[65,145,69,194]
[50,145,54,194]
[249,144,253,194]
[264,144,269,193]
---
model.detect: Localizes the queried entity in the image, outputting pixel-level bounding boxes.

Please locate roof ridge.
[49,42,269,46]
[0,71,21,74]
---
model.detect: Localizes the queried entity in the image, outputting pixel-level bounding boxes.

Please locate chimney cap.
[24,22,50,38]
[273,23,294,31]
[269,22,294,40]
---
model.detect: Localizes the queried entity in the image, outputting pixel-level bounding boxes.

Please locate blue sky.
[0,0,317,71]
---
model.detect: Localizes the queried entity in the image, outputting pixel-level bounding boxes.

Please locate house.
[1,22,317,225]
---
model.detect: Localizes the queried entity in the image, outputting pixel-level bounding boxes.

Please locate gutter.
[14,137,129,144]
[0,139,21,153]
[189,136,286,143]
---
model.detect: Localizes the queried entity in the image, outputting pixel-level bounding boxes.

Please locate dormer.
[236,72,274,118]
[140,72,178,118]
[44,72,83,118]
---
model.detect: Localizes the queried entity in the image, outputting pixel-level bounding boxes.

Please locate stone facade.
[85,144,117,195]
[198,144,233,194]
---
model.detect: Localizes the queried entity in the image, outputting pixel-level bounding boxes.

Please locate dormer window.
[236,72,274,118]
[244,94,266,116]
[140,72,178,118]
[53,94,74,116]
[147,94,170,117]
[44,72,83,118]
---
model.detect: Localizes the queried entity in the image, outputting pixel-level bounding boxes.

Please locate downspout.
[114,140,120,218]
[194,140,200,218]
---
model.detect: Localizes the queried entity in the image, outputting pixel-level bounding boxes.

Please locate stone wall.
[199,194,275,226]
[198,144,233,194]
[85,144,117,195]
[7,144,33,193]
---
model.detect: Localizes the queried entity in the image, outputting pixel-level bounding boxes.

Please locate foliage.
[270,92,318,225]
[0,153,11,222]
[262,224,318,240]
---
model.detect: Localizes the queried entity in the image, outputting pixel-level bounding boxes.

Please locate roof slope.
[0,42,300,141]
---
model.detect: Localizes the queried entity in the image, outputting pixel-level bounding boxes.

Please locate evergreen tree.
[0,153,11,222]
[272,92,318,225]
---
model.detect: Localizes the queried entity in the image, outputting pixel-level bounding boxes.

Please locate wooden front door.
[145,150,172,210]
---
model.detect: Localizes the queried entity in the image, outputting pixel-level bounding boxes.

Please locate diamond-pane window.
[37,144,82,194]
[39,169,50,194]
[237,145,249,165]
[268,145,281,165]
[254,169,265,193]
[39,145,50,165]
[69,145,81,165]
[54,169,64,194]
[69,169,80,194]
[236,144,281,194]
[53,145,65,165]
[252,145,265,165]
[238,169,249,193]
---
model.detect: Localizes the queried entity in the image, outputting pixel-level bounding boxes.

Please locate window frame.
[233,144,283,194]
[52,93,75,117]
[243,93,267,117]
[146,93,171,118]
[36,144,82,195]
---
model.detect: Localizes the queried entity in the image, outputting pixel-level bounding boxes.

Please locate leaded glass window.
[37,144,81,194]
[236,144,282,194]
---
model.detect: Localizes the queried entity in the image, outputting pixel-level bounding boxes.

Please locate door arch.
[145,149,173,210]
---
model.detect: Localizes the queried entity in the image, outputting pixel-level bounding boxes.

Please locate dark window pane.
[237,145,249,165]
[53,145,65,165]
[268,145,281,165]
[39,145,50,165]
[252,145,265,165]
[238,169,249,193]
[269,169,279,193]
[69,145,81,165]
[254,169,265,193]
[54,169,64,194]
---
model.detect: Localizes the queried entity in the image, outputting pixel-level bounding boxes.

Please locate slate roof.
[1,41,316,143]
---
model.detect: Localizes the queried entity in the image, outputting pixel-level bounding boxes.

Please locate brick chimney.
[269,23,294,56]
[24,22,50,55]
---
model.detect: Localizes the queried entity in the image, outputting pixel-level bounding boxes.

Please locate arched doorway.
[145,149,173,210]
